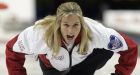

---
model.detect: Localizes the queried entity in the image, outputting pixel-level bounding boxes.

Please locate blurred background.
[0,0,140,75]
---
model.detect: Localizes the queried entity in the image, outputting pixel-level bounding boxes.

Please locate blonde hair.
[35,2,92,55]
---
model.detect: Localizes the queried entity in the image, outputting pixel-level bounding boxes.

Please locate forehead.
[61,14,80,23]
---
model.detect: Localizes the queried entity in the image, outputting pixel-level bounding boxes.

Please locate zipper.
[62,41,77,70]
[67,44,76,69]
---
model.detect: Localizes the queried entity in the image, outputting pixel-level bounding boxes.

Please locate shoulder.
[83,17,107,36]
[20,25,45,41]
[84,17,106,30]
[13,25,48,54]
[84,17,128,52]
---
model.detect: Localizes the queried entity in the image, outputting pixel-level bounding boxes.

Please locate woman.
[6,2,137,75]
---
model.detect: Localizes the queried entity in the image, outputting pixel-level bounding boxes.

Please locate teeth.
[67,35,74,38]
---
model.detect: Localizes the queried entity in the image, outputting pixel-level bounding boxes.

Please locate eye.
[74,23,79,27]
[63,24,69,27]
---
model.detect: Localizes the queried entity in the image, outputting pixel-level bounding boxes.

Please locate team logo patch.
[108,35,123,50]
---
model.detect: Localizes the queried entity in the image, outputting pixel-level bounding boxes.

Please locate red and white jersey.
[6,17,137,75]
[12,17,128,71]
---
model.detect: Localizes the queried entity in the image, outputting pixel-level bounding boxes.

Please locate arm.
[6,35,27,75]
[115,33,138,75]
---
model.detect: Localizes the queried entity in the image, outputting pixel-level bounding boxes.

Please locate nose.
[68,27,74,34]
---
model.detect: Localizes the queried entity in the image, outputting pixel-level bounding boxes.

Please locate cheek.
[76,27,81,33]
[61,27,67,32]
[74,28,81,36]
[60,27,67,36]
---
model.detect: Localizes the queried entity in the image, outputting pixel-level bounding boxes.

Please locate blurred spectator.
[0,2,8,9]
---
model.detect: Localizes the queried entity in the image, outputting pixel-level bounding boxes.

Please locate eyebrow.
[63,22,80,23]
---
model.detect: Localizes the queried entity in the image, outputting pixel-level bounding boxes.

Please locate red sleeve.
[39,54,53,69]
[6,35,27,75]
[115,33,138,75]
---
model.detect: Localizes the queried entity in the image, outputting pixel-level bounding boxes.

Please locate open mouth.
[67,35,74,40]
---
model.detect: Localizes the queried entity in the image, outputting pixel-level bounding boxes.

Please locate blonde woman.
[6,2,137,75]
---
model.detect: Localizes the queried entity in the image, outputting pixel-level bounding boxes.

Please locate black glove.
[111,73,120,75]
